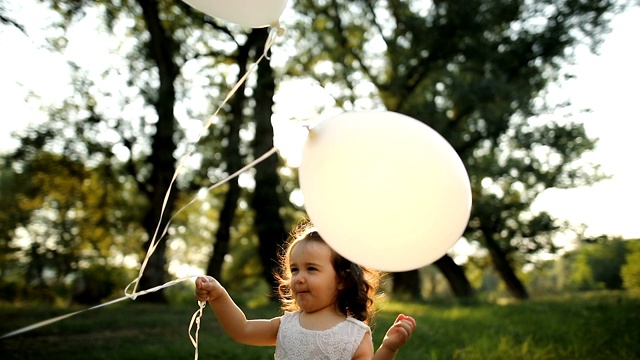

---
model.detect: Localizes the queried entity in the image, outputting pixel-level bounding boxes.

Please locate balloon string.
[265,25,285,59]
[189,300,208,360]
[0,275,201,340]
[147,146,279,269]
[2,276,212,360]
[126,26,285,298]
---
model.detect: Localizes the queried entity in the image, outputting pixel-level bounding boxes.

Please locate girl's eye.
[290,267,299,273]
[308,267,317,272]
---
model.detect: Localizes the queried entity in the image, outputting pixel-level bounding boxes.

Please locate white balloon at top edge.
[182,0,288,28]
[299,111,472,272]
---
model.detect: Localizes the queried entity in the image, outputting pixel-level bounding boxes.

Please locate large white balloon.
[299,111,472,272]
[182,0,288,28]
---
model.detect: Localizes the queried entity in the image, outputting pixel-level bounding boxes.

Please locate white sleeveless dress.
[275,311,371,359]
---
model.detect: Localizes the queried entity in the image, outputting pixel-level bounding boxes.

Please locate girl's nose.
[295,273,305,284]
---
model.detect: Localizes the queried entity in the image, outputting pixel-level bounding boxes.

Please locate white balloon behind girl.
[299,111,472,272]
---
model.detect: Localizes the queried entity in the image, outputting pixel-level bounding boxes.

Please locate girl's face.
[289,240,341,315]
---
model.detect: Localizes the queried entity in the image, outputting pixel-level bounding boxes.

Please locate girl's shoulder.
[281,310,299,318]
[279,310,300,325]
[345,317,370,332]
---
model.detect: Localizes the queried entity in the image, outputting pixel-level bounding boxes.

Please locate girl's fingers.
[389,315,416,343]
[393,321,413,336]
[195,276,221,301]
[394,314,417,331]
[195,277,211,301]
[196,276,215,288]
[399,315,416,330]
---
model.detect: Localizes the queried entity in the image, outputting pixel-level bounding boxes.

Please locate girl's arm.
[356,314,415,360]
[195,276,280,346]
[352,330,374,359]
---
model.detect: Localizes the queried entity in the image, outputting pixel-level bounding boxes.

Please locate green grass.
[1,291,638,359]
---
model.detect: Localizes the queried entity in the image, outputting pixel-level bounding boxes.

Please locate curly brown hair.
[276,221,380,323]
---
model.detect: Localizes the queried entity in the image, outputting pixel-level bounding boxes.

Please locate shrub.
[622,246,640,291]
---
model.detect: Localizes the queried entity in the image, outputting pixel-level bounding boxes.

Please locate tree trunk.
[206,32,261,282]
[392,270,422,300]
[137,0,180,302]
[250,29,288,296]
[206,179,240,281]
[482,229,529,300]
[433,254,474,298]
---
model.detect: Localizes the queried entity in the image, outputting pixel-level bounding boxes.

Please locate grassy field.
[1,291,638,359]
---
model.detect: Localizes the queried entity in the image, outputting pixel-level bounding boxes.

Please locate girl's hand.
[381,314,416,352]
[195,276,223,302]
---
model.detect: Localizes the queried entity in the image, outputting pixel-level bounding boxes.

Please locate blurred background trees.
[0,0,637,305]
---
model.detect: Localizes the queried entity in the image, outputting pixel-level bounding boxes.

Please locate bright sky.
[530,7,640,240]
[1,2,639,243]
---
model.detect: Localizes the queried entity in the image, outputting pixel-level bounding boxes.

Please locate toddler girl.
[195,223,416,359]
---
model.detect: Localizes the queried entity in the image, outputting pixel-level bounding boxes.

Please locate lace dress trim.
[274,311,371,359]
